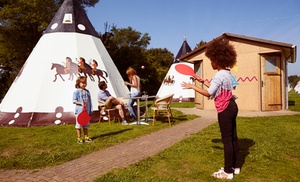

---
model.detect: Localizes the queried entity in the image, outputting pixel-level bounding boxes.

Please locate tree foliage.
[0,0,99,100]
[99,25,173,95]
[0,1,173,100]
[288,75,300,88]
[195,40,207,49]
[101,26,150,73]
[143,48,173,94]
[146,48,173,80]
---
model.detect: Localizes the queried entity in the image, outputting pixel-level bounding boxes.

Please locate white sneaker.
[101,111,106,115]
[212,170,233,179]
[234,168,240,174]
[122,121,128,125]
[218,167,240,174]
[103,116,108,121]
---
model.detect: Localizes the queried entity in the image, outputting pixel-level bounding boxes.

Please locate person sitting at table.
[98,81,128,125]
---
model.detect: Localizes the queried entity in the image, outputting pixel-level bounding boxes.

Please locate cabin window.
[265,58,277,72]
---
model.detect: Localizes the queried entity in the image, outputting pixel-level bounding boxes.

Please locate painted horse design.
[51,63,78,82]
[93,69,108,82]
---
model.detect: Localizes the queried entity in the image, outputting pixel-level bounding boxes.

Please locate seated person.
[98,81,128,125]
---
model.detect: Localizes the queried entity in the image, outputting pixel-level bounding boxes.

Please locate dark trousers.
[217,99,239,173]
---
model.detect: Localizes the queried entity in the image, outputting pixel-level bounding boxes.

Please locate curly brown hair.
[205,38,237,68]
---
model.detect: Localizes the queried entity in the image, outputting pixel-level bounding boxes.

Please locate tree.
[0,0,99,100]
[145,48,173,82]
[0,1,173,99]
[288,75,300,88]
[143,48,174,94]
[99,25,174,95]
[103,26,150,72]
[100,26,149,86]
[195,40,207,49]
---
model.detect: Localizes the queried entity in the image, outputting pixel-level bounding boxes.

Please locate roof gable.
[179,33,296,63]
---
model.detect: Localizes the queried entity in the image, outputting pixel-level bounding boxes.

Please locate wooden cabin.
[179,33,297,111]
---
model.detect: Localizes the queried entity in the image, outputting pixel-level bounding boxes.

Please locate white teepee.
[156,38,194,102]
[156,62,195,102]
[294,81,300,93]
[0,0,129,126]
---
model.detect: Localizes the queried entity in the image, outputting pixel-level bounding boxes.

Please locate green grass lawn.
[0,108,198,170]
[171,101,195,108]
[94,92,300,181]
[95,114,300,181]
[1,92,300,181]
[288,90,300,111]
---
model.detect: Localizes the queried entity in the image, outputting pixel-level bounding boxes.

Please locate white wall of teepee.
[0,33,129,127]
[156,62,195,102]
[0,0,129,126]
[1,33,129,112]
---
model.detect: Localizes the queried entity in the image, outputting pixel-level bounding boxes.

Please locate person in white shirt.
[181,38,240,180]
[125,67,141,120]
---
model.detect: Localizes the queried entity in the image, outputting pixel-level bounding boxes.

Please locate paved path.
[0,108,298,182]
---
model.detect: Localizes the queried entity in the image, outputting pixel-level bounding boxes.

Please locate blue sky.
[86,0,300,76]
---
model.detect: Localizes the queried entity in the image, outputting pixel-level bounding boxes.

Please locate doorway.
[261,55,282,111]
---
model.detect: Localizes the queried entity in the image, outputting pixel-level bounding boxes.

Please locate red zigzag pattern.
[237,76,258,82]
[204,76,258,83]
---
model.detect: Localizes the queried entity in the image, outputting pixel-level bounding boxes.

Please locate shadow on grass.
[152,115,189,125]
[173,115,189,120]
[91,128,133,140]
[211,138,255,168]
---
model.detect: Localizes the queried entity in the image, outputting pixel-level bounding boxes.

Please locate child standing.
[73,76,93,144]
[181,38,240,179]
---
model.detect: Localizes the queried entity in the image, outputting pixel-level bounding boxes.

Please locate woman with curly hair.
[181,38,240,179]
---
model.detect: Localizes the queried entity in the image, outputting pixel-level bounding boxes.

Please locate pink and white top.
[207,69,233,113]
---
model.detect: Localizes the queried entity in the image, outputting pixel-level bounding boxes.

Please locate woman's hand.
[181,81,211,97]
[181,81,193,89]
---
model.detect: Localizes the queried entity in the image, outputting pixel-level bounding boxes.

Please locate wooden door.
[194,61,203,109]
[261,55,282,111]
